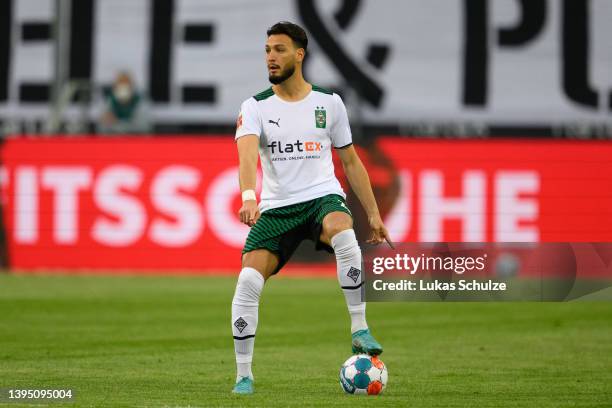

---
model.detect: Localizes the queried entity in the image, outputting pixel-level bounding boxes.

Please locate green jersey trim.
[312,84,333,95]
[253,87,274,101]
[253,85,332,101]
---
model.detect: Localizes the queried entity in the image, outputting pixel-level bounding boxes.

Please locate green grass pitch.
[0,273,611,407]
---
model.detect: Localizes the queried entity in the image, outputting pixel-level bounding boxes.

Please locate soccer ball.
[339,354,388,395]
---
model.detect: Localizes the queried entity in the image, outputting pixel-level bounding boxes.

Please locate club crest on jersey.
[315,106,326,128]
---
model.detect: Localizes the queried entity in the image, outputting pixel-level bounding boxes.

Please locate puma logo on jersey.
[268,118,280,127]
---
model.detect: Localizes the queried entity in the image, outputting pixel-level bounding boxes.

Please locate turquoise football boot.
[232,376,254,395]
[352,328,383,355]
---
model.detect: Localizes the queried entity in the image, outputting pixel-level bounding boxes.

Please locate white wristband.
[241,189,257,202]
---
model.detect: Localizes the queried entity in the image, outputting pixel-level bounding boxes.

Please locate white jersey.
[235,85,352,212]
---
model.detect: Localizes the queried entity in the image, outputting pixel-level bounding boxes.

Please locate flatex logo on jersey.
[268,139,323,162]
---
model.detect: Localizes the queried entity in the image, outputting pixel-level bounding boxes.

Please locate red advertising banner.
[1,137,247,271]
[0,137,611,272]
[376,138,612,243]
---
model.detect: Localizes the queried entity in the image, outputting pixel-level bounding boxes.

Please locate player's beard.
[268,62,295,85]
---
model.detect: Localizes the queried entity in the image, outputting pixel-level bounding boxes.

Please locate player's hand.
[239,200,260,227]
[366,213,394,249]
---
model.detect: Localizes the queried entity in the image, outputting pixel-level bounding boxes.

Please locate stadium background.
[0,1,611,407]
[0,0,611,272]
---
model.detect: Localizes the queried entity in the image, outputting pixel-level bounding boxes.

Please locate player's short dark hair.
[267,21,308,52]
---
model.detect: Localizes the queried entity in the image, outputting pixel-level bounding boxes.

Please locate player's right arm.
[237,135,260,227]
[235,98,263,227]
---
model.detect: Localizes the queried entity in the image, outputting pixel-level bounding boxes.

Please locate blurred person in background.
[98,71,150,134]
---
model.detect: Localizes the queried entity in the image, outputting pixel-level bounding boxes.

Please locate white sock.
[331,229,368,334]
[231,267,264,381]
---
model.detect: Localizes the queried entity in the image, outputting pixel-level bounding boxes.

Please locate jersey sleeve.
[235,98,262,140]
[331,93,353,148]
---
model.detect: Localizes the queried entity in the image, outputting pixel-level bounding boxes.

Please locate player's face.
[265,34,299,85]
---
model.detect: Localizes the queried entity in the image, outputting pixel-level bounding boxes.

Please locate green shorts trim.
[242,194,352,273]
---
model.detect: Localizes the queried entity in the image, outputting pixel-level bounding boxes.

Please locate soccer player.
[231,21,392,395]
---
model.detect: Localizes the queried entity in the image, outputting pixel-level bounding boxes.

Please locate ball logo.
[339,369,356,394]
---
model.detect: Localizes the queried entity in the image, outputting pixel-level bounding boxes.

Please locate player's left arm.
[337,145,392,246]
